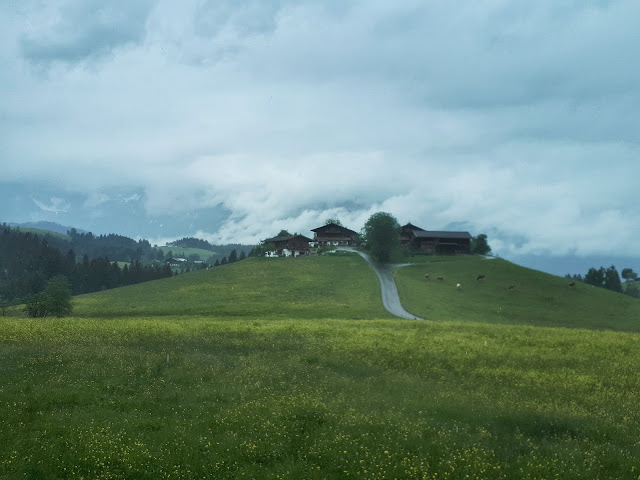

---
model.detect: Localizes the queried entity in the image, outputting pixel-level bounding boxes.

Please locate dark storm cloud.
[19,1,155,65]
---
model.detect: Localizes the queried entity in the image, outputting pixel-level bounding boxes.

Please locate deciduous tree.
[362,212,400,262]
[471,234,491,255]
[24,275,73,318]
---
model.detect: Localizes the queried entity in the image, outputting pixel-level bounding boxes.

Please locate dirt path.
[338,248,424,320]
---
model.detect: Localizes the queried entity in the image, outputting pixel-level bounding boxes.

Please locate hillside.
[3,253,640,478]
[8,225,70,241]
[157,245,218,260]
[394,255,640,332]
[72,254,391,319]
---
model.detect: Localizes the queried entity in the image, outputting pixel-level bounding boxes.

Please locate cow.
[437,276,444,281]
[424,274,430,280]
[569,282,575,287]
[507,285,517,291]
[476,274,486,281]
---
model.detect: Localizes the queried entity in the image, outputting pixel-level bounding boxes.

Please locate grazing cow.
[476,274,486,281]
[424,274,430,280]
[437,276,444,281]
[569,282,575,287]
[507,285,517,291]
[456,283,461,289]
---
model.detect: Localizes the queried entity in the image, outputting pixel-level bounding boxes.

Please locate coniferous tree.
[604,265,623,293]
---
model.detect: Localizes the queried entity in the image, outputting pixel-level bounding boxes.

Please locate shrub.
[24,276,73,318]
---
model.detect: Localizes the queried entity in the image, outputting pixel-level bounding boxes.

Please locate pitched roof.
[263,234,312,243]
[412,230,472,240]
[311,223,358,235]
[402,223,425,231]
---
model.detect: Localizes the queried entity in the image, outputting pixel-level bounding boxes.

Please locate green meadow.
[395,255,640,331]
[158,246,218,260]
[1,254,639,479]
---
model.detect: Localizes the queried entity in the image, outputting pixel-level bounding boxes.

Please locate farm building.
[400,223,425,247]
[166,257,188,267]
[311,223,359,246]
[410,230,472,254]
[263,234,312,257]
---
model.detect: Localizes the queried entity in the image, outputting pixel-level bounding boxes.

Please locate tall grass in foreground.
[395,256,640,331]
[1,317,639,479]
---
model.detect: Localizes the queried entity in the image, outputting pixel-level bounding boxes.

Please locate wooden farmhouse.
[166,257,188,267]
[263,234,312,257]
[400,223,424,247]
[311,223,359,246]
[402,223,472,254]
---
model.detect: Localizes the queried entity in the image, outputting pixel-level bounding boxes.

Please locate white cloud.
[1,1,639,259]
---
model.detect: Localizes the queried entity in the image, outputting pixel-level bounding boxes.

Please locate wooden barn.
[311,223,359,246]
[410,230,472,254]
[263,234,312,257]
[400,223,425,247]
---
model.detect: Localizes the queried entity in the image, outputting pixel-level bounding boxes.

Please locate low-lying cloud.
[1,0,638,260]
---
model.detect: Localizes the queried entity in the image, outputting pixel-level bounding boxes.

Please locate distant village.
[259,222,472,258]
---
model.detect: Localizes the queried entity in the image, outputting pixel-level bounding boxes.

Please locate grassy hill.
[10,226,71,241]
[157,245,218,260]
[2,253,639,479]
[394,255,640,332]
[72,254,391,319]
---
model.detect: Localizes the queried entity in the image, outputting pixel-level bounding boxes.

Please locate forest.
[0,226,172,305]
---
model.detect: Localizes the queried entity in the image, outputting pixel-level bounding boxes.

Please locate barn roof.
[263,234,312,243]
[412,230,472,239]
[311,223,358,235]
[402,223,425,231]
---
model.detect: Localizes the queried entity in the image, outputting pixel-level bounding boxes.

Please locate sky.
[1,0,639,274]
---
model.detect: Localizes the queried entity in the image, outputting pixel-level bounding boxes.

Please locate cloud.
[32,197,70,214]
[1,1,639,261]
[19,0,155,65]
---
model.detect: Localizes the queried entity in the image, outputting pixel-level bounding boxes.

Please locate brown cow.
[437,276,444,281]
[569,282,575,287]
[507,285,517,291]
[424,274,430,280]
[476,274,486,281]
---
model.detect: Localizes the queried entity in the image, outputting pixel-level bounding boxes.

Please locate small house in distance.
[311,223,359,247]
[263,234,312,257]
[166,257,188,267]
[402,223,472,254]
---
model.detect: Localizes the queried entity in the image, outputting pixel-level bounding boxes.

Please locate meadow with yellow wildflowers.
[1,254,638,479]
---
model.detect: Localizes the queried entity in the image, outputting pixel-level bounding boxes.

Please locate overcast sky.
[2,0,639,261]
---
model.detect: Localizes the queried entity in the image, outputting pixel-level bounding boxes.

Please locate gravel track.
[337,248,424,320]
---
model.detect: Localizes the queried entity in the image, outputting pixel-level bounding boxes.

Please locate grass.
[10,226,70,241]
[158,246,217,260]
[394,255,640,332]
[71,255,391,319]
[0,316,638,479]
[2,253,639,478]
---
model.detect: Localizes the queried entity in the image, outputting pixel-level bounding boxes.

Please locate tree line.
[566,266,639,298]
[0,226,172,306]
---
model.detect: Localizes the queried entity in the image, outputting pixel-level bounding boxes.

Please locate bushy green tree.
[24,275,73,318]
[471,234,491,255]
[228,249,238,263]
[621,268,638,282]
[250,242,276,257]
[325,218,343,226]
[362,212,400,262]
[277,230,291,237]
[624,283,640,299]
